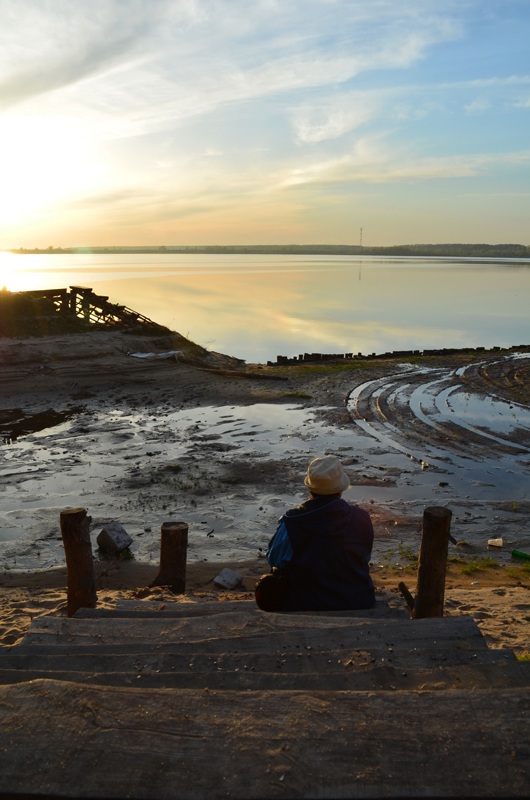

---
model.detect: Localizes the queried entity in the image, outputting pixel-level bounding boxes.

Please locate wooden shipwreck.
[19,285,161,329]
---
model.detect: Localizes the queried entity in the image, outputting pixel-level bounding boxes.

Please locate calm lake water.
[1,253,529,362]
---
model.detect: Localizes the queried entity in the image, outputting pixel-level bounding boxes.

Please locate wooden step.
[75,599,259,618]
[1,680,530,798]
[0,644,515,676]
[0,660,527,691]
[19,614,487,652]
[74,598,408,620]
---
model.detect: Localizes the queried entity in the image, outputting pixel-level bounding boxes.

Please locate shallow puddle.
[0,407,83,444]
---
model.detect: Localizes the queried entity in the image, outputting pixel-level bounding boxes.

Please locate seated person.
[266,456,375,611]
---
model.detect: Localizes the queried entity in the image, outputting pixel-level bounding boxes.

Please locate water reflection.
[2,253,529,361]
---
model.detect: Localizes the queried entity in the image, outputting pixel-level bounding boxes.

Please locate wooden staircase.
[1,599,530,798]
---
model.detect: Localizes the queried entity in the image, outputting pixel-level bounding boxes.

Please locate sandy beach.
[2,559,530,657]
[1,329,529,657]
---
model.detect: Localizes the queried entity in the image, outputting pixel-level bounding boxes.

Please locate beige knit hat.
[304,456,350,495]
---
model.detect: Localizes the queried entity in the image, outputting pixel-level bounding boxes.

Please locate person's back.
[266,456,375,612]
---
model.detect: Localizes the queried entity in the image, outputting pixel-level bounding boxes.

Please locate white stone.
[97,521,132,554]
[213,568,243,590]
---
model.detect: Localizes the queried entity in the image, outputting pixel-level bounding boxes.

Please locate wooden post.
[398,581,415,613]
[60,508,97,618]
[150,521,188,594]
[414,506,452,619]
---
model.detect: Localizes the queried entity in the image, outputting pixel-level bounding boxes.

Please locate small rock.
[97,521,133,554]
[144,526,152,533]
[213,568,243,590]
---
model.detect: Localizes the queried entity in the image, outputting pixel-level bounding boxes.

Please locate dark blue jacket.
[267,496,375,612]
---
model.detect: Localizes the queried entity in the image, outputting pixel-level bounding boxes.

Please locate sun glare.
[0,114,102,228]
[0,252,32,292]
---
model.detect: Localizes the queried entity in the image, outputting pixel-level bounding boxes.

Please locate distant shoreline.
[4,243,530,258]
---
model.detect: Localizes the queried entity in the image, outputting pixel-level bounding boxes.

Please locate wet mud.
[0,338,529,580]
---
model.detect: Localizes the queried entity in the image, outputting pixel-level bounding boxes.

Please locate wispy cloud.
[292,94,381,144]
[0,0,528,245]
[464,97,491,113]
[0,1,463,122]
[0,1,165,110]
[282,144,530,186]
[291,75,530,144]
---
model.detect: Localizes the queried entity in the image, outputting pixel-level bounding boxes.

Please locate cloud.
[460,192,530,197]
[281,142,530,186]
[290,73,530,145]
[441,75,530,89]
[0,0,464,124]
[464,97,490,113]
[292,94,380,144]
[1,0,528,246]
[0,1,162,110]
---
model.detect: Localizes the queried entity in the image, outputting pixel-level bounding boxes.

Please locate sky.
[0,0,529,248]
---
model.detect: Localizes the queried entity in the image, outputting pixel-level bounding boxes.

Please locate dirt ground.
[1,329,529,656]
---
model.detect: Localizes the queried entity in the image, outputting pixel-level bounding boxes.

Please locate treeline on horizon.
[7,243,530,258]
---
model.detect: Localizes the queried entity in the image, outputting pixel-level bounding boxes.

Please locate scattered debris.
[130,351,180,360]
[213,568,243,590]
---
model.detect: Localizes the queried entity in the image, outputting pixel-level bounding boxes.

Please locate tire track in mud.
[345,358,530,560]
[347,356,530,463]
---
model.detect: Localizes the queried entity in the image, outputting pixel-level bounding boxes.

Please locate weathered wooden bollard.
[150,521,188,594]
[414,506,452,618]
[398,506,453,618]
[60,508,97,618]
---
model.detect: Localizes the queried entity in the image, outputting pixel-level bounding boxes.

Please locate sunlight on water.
[2,253,530,361]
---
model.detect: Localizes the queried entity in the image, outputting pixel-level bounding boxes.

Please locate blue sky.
[0,0,529,246]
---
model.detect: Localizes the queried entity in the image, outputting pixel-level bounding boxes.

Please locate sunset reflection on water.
[2,254,529,362]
